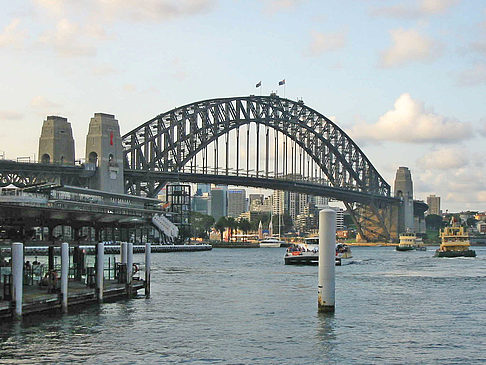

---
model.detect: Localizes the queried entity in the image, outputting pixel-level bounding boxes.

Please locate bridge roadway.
[0,160,399,206]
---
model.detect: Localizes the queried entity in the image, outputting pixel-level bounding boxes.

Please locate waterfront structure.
[227,189,246,218]
[210,186,227,221]
[38,116,75,165]
[427,195,441,215]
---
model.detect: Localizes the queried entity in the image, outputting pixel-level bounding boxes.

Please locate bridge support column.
[96,242,104,302]
[61,242,69,313]
[145,243,151,298]
[11,242,24,319]
[318,209,335,313]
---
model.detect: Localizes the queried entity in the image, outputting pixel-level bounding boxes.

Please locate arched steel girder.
[122,95,390,197]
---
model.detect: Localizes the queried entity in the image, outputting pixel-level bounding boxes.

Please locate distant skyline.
[1,0,485,212]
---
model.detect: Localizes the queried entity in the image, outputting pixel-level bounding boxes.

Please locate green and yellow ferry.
[435,218,476,258]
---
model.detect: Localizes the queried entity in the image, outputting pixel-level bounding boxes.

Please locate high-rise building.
[249,194,264,206]
[426,195,441,216]
[210,186,227,221]
[272,190,285,216]
[196,183,211,196]
[227,189,246,218]
[330,206,344,231]
[192,193,211,215]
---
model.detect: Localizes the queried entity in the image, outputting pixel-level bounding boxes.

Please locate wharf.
[0,279,144,320]
[0,244,212,256]
[208,241,260,248]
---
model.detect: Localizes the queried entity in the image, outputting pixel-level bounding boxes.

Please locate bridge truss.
[122,95,399,241]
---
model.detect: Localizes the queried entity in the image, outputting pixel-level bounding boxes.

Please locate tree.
[467,217,478,227]
[190,212,215,239]
[425,214,443,230]
[214,217,228,241]
[226,217,238,240]
[238,219,252,235]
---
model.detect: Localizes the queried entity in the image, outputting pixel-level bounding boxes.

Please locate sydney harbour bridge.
[0,95,401,241]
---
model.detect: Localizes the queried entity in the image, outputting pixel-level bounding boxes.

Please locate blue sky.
[0,0,485,212]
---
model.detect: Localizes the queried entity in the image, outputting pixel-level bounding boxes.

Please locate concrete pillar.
[61,242,69,313]
[120,242,127,264]
[11,242,23,318]
[145,243,151,298]
[318,209,336,313]
[96,242,104,302]
[127,242,133,285]
[48,245,54,271]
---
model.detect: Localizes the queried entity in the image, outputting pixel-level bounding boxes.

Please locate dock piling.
[121,242,127,265]
[96,242,104,302]
[318,209,336,313]
[145,242,151,298]
[11,242,23,319]
[61,242,69,313]
[126,242,133,297]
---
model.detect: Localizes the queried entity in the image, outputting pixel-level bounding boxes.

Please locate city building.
[196,183,211,196]
[227,189,246,218]
[426,195,441,215]
[330,206,344,231]
[192,193,211,215]
[272,190,285,216]
[210,186,227,221]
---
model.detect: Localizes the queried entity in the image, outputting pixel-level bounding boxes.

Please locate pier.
[0,241,151,320]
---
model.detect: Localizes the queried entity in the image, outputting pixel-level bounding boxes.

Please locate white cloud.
[417,147,468,170]
[372,0,460,18]
[262,0,303,14]
[306,30,346,56]
[480,119,486,137]
[420,0,460,14]
[457,63,486,86]
[347,93,472,144]
[39,18,96,56]
[415,167,486,210]
[380,28,439,67]
[0,18,27,48]
[0,110,23,120]
[94,0,215,22]
[31,96,60,109]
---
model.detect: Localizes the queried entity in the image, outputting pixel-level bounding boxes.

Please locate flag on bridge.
[278,79,285,86]
[256,81,262,88]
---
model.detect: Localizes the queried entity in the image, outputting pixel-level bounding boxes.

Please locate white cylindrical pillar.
[61,242,69,313]
[96,242,104,302]
[120,242,127,264]
[11,242,24,318]
[145,242,151,298]
[318,209,336,313]
[127,242,133,286]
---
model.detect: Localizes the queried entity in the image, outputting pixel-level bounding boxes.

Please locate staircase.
[152,214,179,241]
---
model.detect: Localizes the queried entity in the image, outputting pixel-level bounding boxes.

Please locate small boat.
[415,237,427,251]
[259,238,284,248]
[396,233,417,251]
[435,218,476,258]
[283,238,352,266]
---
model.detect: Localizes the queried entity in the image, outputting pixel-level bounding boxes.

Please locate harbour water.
[1,246,485,364]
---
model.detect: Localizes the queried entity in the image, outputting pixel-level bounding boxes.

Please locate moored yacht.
[259,237,284,247]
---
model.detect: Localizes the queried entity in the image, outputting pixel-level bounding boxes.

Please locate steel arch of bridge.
[122,95,398,241]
